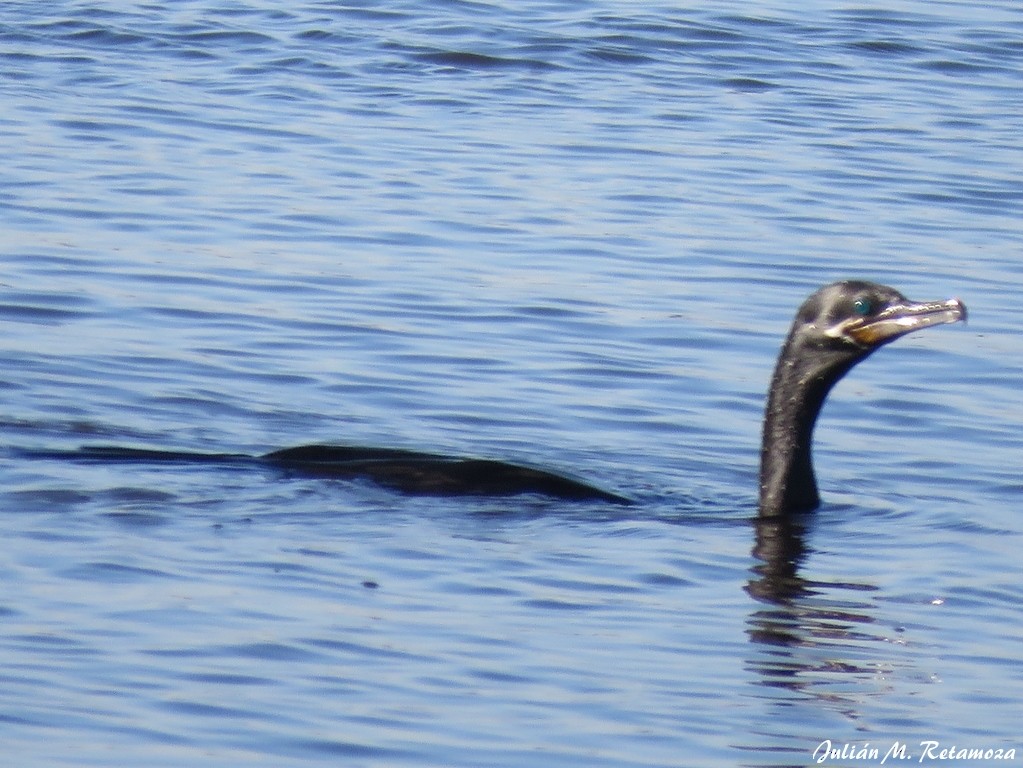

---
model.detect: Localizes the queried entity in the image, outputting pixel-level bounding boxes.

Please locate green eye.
[853,297,872,316]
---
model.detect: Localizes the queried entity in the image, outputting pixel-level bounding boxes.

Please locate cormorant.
[27,281,965,514]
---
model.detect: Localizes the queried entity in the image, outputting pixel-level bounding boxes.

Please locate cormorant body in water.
[27,281,965,514]
[59,444,628,503]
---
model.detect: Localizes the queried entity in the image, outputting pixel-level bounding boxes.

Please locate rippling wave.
[1,2,1021,766]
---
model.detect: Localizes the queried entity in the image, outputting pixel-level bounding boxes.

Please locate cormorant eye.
[852,297,872,316]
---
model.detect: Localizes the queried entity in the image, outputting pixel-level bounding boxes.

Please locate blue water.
[2,2,1022,766]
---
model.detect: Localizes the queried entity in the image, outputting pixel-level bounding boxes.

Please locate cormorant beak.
[834,297,967,348]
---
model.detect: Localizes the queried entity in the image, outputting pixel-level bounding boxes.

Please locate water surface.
[1,2,1021,766]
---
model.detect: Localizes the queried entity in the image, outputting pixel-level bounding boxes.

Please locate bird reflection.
[747,514,812,606]
[744,513,888,721]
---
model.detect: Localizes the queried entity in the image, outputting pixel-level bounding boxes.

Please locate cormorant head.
[789,280,966,366]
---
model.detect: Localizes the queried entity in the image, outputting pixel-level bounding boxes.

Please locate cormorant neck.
[758,334,861,518]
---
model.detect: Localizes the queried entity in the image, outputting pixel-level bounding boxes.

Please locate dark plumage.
[758,281,965,517]
[25,281,964,511]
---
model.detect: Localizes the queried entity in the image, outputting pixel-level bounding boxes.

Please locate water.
[2,2,1021,766]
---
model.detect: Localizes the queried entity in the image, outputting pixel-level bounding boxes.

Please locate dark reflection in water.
[743,515,886,765]
[747,514,814,606]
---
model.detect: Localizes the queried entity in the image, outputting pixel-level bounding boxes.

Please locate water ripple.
[1,2,1020,767]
